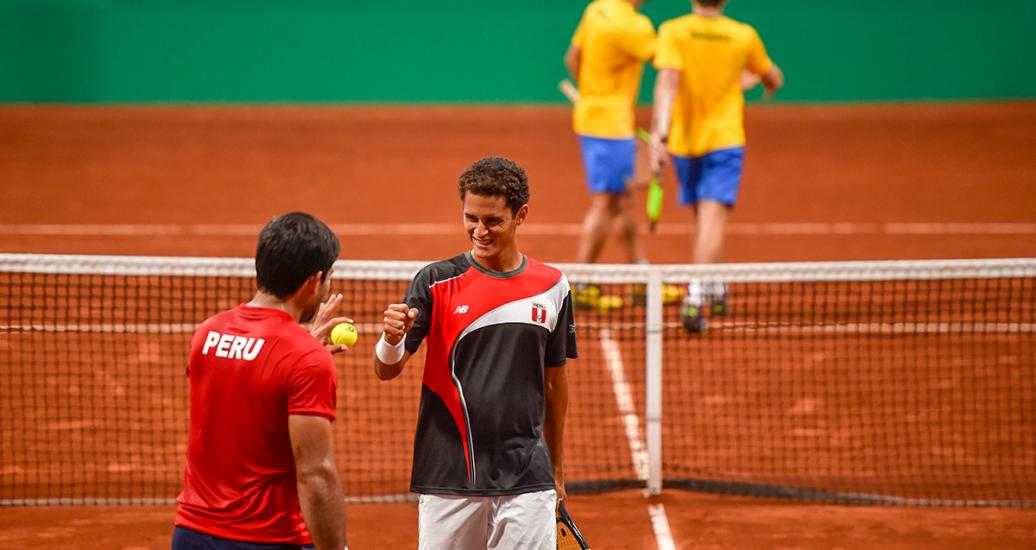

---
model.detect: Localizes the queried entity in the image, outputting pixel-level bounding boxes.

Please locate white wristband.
[376,334,405,365]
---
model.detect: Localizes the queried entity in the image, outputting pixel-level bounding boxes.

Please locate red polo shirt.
[176,305,337,545]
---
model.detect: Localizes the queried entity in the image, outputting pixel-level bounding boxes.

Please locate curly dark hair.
[457,156,530,215]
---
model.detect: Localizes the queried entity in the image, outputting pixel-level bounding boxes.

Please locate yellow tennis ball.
[330,323,358,347]
[597,295,624,311]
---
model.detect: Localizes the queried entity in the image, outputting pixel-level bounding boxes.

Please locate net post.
[645,268,664,495]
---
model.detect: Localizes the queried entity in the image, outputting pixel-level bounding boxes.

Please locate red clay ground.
[1,104,1034,261]
[1,104,1035,548]
[1,491,1035,549]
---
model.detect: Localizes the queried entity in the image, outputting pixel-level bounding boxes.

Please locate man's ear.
[300,271,323,298]
[515,204,529,225]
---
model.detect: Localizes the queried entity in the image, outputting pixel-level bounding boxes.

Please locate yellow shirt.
[655,14,773,156]
[571,0,655,139]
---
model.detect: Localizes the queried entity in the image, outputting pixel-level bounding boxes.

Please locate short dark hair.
[457,156,530,215]
[696,0,726,7]
[255,212,340,298]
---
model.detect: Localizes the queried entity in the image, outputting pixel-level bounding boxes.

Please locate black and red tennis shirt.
[403,251,578,496]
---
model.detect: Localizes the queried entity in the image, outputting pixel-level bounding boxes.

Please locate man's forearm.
[544,369,569,479]
[762,64,784,94]
[298,464,346,550]
[373,334,409,380]
[651,69,680,138]
[373,357,404,380]
[564,47,581,82]
[544,409,565,471]
[564,60,578,82]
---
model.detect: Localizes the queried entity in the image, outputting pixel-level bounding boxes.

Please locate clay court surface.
[1,103,1035,548]
[1,103,1034,261]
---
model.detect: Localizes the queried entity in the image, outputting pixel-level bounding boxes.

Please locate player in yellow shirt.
[565,0,655,296]
[648,0,784,332]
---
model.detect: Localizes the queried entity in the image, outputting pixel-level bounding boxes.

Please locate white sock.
[686,280,704,307]
[707,282,728,302]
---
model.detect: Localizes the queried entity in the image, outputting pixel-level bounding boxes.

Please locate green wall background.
[2,0,1035,103]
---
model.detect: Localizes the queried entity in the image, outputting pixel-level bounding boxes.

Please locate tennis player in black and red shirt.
[374,157,578,549]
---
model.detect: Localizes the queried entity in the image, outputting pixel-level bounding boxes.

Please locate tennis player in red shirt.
[174,212,349,550]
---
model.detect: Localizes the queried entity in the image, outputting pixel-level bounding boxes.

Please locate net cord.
[2,254,1035,283]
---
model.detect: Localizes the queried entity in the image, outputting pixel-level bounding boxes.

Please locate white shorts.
[418,489,556,550]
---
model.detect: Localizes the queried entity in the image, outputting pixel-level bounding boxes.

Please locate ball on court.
[330,323,358,347]
[597,295,624,311]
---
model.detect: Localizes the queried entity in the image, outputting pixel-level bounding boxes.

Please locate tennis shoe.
[662,283,684,305]
[595,294,624,312]
[631,283,684,305]
[681,298,707,334]
[572,284,601,310]
[710,297,729,318]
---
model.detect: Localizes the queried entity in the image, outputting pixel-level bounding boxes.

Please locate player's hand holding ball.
[308,293,354,354]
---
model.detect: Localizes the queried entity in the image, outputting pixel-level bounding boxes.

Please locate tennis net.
[1,254,1033,507]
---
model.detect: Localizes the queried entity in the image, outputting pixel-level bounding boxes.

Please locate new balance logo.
[454,305,470,314]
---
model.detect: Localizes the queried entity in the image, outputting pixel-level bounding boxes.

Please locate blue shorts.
[672,147,744,206]
[172,526,315,550]
[578,135,635,194]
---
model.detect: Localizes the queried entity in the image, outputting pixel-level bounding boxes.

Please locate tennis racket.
[558,78,580,103]
[556,501,590,550]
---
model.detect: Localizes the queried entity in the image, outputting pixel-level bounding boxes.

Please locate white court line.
[598,328,648,481]
[884,222,1036,235]
[600,328,676,549]
[648,503,677,550]
[0,222,1033,237]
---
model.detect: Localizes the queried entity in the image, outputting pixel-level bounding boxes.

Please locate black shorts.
[171,526,315,550]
